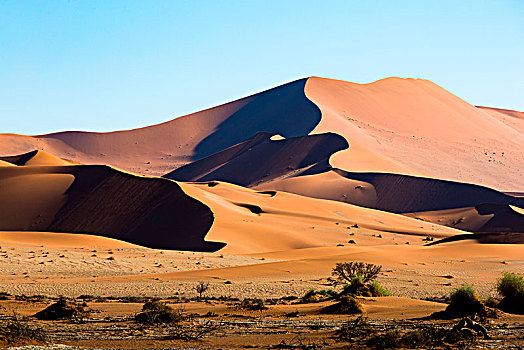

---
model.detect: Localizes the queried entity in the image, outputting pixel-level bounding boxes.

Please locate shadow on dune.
[192,78,322,160]
[334,170,524,213]
[427,232,524,245]
[164,132,348,187]
[0,163,224,252]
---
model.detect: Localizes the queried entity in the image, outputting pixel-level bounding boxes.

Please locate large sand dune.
[1,77,523,190]
[1,76,523,254]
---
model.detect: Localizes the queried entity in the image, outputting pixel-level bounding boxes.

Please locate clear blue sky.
[1,0,523,134]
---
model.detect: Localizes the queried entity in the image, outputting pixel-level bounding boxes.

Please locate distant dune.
[1,77,522,190]
[1,76,523,252]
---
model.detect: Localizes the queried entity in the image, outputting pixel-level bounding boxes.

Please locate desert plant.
[0,311,46,344]
[195,281,209,300]
[334,316,374,342]
[237,298,268,311]
[497,272,524,299]
[496,272,524,314]
[369,281,392,297]
[445,285,484,318]
[301,289,335,303]
[331,262,382,286]
[134,300,183,325]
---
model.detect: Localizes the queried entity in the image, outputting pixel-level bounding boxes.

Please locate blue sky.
[1,0,523,134]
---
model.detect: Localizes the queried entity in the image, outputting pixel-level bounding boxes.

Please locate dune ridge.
[1,77,522,191]
[1,76,523,253]
[0,160,222,251]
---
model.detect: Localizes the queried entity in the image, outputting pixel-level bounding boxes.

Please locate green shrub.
[496,272,524,314]
[134,300,183,325]
[445,285,484,317]
[369,281,392,297]
[301,289,335,303]
[497,272,524,299]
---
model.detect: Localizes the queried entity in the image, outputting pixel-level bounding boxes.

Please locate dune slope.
[0,161,222,251]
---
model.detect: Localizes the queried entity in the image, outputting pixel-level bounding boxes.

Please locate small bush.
[321,295,363,314]
[134,300,183,325]
[331,262,382,286]
[301,289,335,303]
[195,281,209,300]
[0,311,46,344]
[496,272,524,314]
[497,272,524,299]
[237,298,268,311]
[369,281,392,297]
[445,285,484,318]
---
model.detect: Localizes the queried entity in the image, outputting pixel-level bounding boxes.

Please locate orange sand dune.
[1,150,467,254]
[179,181,465,254]
[405,203,524,234]
[1,77,522,192]
[305,77,524,191]
[0,79,320,176]
[169,139,524,233]
[0,149,76,166]
[0,159,221,251]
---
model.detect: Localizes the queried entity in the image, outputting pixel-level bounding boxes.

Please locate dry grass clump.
[134,300,184,325]
[335,317,479,349]
[301,288,336,303]
[237,298,268,311]
[164,320,223,341]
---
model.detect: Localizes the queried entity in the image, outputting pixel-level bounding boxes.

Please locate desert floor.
[0,232,523,349]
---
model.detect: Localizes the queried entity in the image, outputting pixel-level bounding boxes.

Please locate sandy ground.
[0,232,522,302]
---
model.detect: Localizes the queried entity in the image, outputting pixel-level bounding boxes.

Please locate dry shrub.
[0,311,46,344]
[237,298,268,311]
[134,300,184,325]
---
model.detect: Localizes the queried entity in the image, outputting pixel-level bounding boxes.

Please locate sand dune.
[305,77,524,190]
[0,79,320,176]
[0,149,75,166]
[1,149,469,254]
[0,159,222,251]
[1,77,522,191]
[179,181,465,254]
[165,132,347,187]
[405,203,524,234]
[0,76,523,255]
